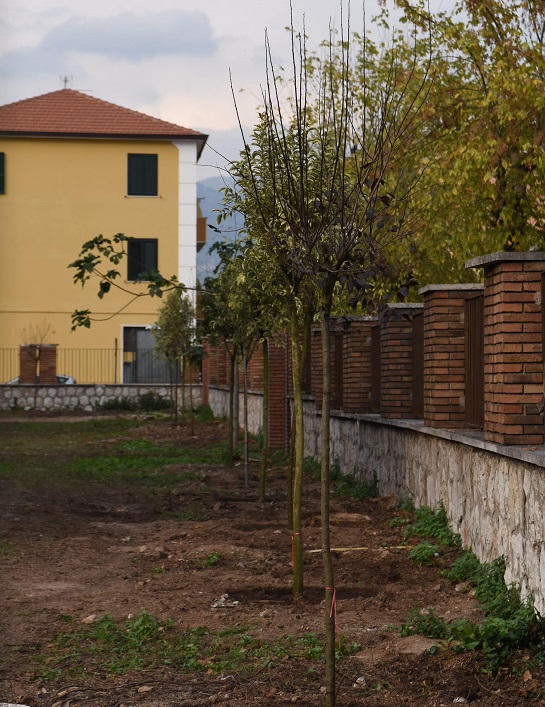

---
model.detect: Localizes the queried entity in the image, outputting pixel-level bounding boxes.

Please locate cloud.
[42,10,217,59]
[0,9,217,78]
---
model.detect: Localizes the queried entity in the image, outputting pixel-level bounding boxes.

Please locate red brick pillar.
[467,252,545,445]
[208,343,228,387]
[380,304,423,419]
[268,335,289,450]
[342,317,376,413]
[19,345,39,383]
[241,344,264,390]
[420,284,484,428]
[19,344,57,383]
[201,340,210,406]
[39,344,58,384]
[310,325,323,406]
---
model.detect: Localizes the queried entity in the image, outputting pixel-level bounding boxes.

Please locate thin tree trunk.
[243,344,249,486]
[286,412,296,530]
[181,357,186,417]
[189,362,194,436]
[227,347,236,466]
[233,354,240,454]
[320,304,336,706]
[290,315,305,600]
[259,338,269,502]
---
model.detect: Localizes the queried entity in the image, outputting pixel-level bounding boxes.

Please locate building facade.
[0,89,207,383]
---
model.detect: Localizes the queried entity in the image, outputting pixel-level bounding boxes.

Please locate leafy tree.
[373,0,545,283]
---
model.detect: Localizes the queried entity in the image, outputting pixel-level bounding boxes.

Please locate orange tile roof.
[0,89,208,150]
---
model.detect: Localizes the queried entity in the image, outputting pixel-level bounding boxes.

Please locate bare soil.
[1,414,544,706]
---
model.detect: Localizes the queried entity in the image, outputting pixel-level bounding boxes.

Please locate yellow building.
[0,89,207,383]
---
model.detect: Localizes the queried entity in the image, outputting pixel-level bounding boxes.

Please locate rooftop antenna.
[60,75,73,88]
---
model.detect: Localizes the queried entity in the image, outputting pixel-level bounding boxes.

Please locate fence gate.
[465,293,484,428]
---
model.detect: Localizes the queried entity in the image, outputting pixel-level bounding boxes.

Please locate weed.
[396,497,415,511]
[441,550,481,583]
[402,554,545,672]
[408,541,441,566]
[195,405,215,422]
[303,456,378,499]
[33,613,361,681]
[96,393,169,413]
[203,552,222,567]
[137,392,170,411]
[404,504,461,548]
[303,457,321,479]
[334,474,378,500]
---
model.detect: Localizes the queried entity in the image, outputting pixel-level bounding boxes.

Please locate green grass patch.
[33,612,362,681]
[0,419,225,492]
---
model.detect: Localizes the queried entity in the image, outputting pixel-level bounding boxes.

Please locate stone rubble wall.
[208,386,263,432]
[0,384,202,412]
[301,401,545,615]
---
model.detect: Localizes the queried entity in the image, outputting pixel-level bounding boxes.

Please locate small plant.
[96,392,170,412]
[137,392,170,411]
[303,457,321,479]
[96,396,137,411]
[408,541,441,566]
[404,504,461,548]
[441,550,481,583]
[402,555,545,673]
[203,551,221,567]
[33,616,361,681]
[195,405,215,422]
[334,474,378,500]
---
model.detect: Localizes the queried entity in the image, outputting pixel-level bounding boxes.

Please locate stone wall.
[208,385,263,433]
[301,402,545,614]
[0,383,202,412]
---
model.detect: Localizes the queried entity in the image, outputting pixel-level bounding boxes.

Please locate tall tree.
[227,14,430,703]
[374,0,545,284]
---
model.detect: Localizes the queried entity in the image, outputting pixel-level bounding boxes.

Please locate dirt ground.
[1,414,544,706]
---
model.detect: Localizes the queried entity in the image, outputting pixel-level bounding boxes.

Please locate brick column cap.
[418,283,484,295]
[466,251,545,269]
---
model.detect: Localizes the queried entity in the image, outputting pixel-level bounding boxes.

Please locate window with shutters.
[127,238,158,281]
[127,153,158,196]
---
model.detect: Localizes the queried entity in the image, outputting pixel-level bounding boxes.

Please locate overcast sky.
[0,0,454,180]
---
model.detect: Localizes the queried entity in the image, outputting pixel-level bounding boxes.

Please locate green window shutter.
[127,238,158,280]
[0,153,5,194]
[127,154,158,196]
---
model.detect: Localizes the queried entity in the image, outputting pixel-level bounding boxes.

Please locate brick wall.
[205,251,545,448]
[268,336,288,450]
[420,285,484,429]
[343,318,375,413]
[467,252,545,445]
[19,344,57,384]
[380,304,423,419]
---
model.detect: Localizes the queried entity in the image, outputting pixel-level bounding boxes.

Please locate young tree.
[153,290,196,423]
[227,14,430,703]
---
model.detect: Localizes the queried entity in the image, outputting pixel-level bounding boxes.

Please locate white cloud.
[41,10,217,60]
